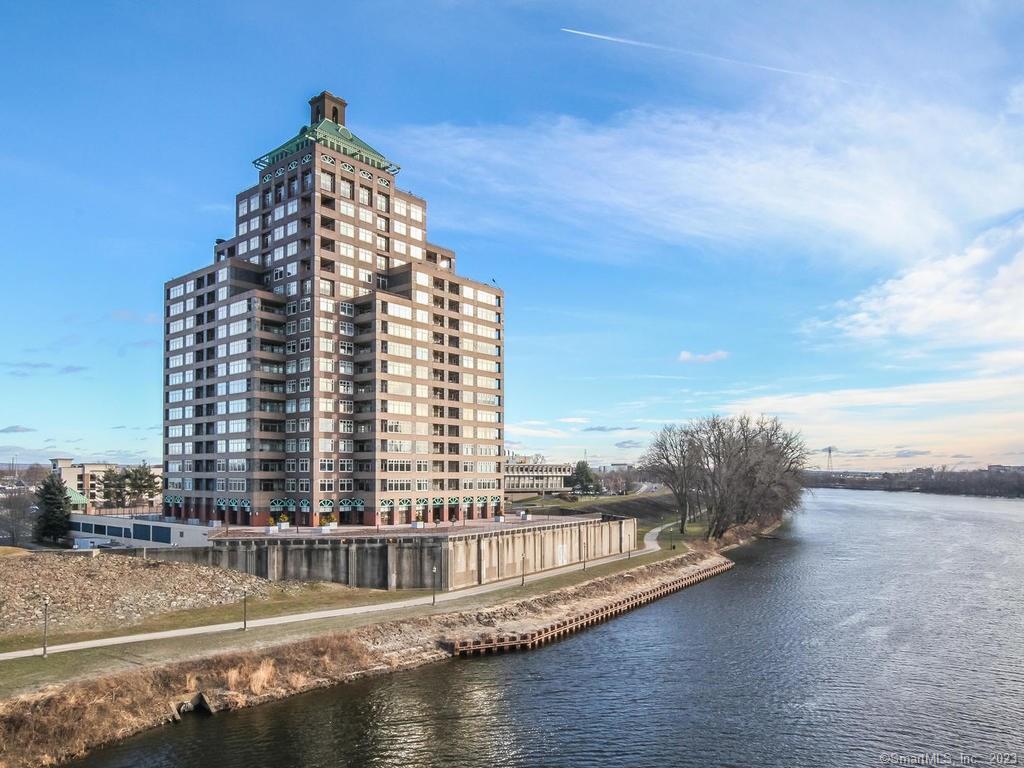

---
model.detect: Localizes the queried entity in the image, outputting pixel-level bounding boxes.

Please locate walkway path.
[0,523,675,662]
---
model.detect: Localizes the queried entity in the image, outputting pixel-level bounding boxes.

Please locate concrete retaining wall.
[119,517,637,592]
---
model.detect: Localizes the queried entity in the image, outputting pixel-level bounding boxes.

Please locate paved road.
[0,523,674,662]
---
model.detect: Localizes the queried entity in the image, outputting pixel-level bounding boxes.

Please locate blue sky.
[2,0,1023,471]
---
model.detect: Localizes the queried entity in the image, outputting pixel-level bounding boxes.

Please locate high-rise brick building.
[162,92,504,527]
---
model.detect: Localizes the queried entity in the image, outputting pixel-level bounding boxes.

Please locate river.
[72,489,1024,767]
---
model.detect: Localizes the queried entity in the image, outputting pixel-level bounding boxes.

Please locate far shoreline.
[804,485,1024,502]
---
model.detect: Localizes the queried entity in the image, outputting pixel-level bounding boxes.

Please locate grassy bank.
[0,583,426,655]
[527,491,677,517]
[0,549,726,768]
[0,541,680,701]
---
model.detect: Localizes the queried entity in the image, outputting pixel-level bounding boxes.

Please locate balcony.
[254,303,286,318]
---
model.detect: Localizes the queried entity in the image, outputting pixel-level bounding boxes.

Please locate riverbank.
[0,546,730,768]
[47,491,1024,768]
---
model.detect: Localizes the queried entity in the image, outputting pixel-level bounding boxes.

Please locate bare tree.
[21,464,50,486]
[597,467,638,495]
[0,492,37,546]
[639,425,699,533]
[690,414,807,540]
[642,415,807,540]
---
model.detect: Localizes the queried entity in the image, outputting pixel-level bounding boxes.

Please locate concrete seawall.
[118,516,638,591]
[448,559,734,655]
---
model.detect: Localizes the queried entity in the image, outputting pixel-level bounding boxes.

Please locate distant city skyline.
[2,1,1024,471]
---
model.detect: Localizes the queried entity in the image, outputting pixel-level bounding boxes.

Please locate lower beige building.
[505,459,572,500]
[50,458,162,513]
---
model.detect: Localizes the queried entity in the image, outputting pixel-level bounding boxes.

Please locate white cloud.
[560,27,856,85]
[1007,82,1024,116]
[972,348,1024,375]
[826,217,1024,347]
[386,89,1024,265]
[505,424,570,439]
[719,375,1024,468]
[199,203,232,214]
[678,350,729,363]
[725,375,1024,413]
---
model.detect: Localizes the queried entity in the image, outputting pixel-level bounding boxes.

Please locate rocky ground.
[357,550,723,661]
[0,552,300,635]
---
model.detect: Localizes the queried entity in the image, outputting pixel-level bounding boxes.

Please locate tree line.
[639,414,807,540]
[804,467,1024,498]
[0,474,73,546]
[0,463,161,547]
[98,464,162,510]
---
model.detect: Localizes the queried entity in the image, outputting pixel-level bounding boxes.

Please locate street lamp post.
[242,589,248,631]
[42,596,50,658]
[432,565,437,606]
[521,551,526,586]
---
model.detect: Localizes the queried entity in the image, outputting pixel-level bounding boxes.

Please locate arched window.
[332,106,339,123]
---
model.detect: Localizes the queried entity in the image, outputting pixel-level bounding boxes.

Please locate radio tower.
[826,446,834,471]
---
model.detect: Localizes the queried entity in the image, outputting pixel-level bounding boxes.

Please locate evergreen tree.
[571,460,597,493]
[34,474,71,544]
[125,463,161,508]
[99,468,128,509]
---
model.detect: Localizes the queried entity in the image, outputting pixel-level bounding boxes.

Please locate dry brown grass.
[247,659,275,696]
[0,632,383,768]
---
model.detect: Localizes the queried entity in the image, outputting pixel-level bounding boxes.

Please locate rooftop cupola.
[254,91,397,173]
[309,91,347,126]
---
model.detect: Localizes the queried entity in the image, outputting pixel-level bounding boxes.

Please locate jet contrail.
[561,28,856,86]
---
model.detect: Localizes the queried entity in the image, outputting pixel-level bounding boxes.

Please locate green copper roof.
[66,487,88,506]
[253,120,399,173]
